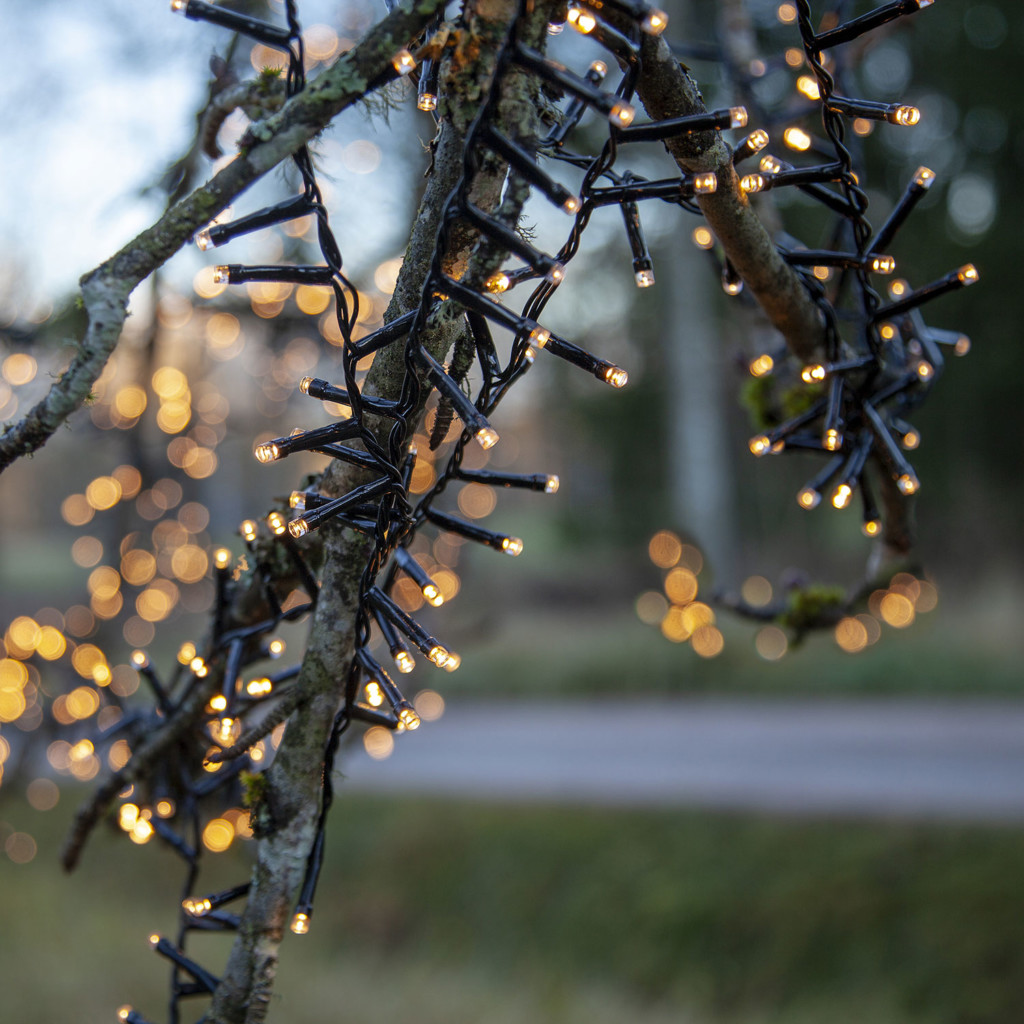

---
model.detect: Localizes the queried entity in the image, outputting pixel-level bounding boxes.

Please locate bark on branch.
[204,2,553,1020]
[631,32,827,363]
[0,0,446,476]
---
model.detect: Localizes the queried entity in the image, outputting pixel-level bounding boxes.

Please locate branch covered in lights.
[27,0,973,1022]
[0,0,448,475]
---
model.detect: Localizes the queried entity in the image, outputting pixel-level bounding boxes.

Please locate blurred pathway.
[341,698,1024,823]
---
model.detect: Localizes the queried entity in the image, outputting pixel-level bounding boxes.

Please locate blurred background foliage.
[0,1,1022,1022]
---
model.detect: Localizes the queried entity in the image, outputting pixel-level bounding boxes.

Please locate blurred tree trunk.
[662,0,739,584]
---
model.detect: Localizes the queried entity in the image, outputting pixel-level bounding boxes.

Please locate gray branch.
[631,31,826,363]
[204,2,555,1020]
[0,0,446,476]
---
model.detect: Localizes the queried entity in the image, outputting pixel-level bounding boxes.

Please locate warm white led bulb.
[195,226,214,250]
[288,518,309,538]
[254,442,280,463]
[913,166,936,188]
[603,365,628,388]
[748,435,771,457]
[213,266,230,284]
[693,173,717,194]
[567,5,597,33]
[796,76,821,101]
[545,475,560,494]
[957,264,979,285]
[729,106,748,129]
[485,272,510,294]
[740,174,765,194]
[634,269,656,288]
[417,93,438,112]
[476,426,499,450]
[749,354,774,378]
[642,8,669,35]
[395,651,415,674]
[759,154,784,175]
[609,102,635,128]
[529,327,550,349]
[399,706,421,730]
[824,428,843,451]
[891,105,920,126]
[392,49,416,76]
[182,897,212,917]
[896,473,920,495]
[291,912,310,935]
[797,487,821,510]
[562,195,582,215]
[748,129,770,152]
[783,126,812,151]
[870,256,896,274]
[801,364,827,383]
[692,226,714,250]
[501,536,524,557]
[831,484,853,509]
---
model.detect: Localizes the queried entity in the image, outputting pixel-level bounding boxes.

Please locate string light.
[195,196,314,250]
[391,49,417,76]
[170,0,293,48]
[616,106,747,143]
[732,129,770,164]
[74,2,975,1021]
[811,0,936,51]
[873,264,980,320]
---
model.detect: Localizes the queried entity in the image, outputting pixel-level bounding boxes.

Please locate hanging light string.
[111,1,678,1019]
[732,0,974,527]
[85,0,974,1020]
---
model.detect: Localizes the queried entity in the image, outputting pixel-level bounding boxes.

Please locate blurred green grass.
[448,599,1024,698]
[4,791,1024,1024]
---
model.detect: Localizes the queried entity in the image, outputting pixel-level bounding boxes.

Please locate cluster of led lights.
[104,0,972,1021]
[725,0,975,533]
[113,0,709,1020]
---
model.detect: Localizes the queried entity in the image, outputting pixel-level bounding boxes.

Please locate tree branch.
[631,32,826,362]
[204,2,555,1020]
[0,0,446,476]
